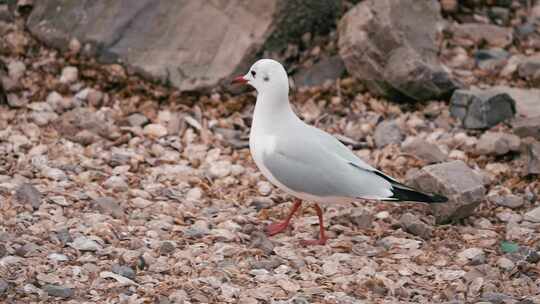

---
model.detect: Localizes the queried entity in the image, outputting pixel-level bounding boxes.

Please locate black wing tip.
[390,187,448,204]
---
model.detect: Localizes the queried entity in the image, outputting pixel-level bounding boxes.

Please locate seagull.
[232,59,447,246]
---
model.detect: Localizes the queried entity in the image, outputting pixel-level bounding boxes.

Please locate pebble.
[496,257,515,271]
[257,181,272,196]
[488,194,524,209]
[185,187,203,202]
[402,138,446,163]
[42,167,67,181]
[102,175,128,191]
[47,253,69,262]
[43,284,74,298]
[127,113,149,127]
[159,241,176,255]
[8,60,25,80]
[69,236,102,251]
[0,279,8,295]
[14,183,41,209]
[374,120,403,148]
[132,197,153,208]
[524,206,540,223]
[112,264,136,280]
[208,160,232,178]
[183,220,210,238]
[399,213,432,239]
[143,123,168,138]
[59,66,78,84]
[94,196,125,218]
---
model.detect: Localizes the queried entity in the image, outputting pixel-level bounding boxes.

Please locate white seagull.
[232,59,447,246]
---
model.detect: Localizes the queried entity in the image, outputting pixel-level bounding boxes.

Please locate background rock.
[338,0,458,102]
[476,132,520,155]
[27,0,340,92]
[450,88,516,129]
[513,116,540,140]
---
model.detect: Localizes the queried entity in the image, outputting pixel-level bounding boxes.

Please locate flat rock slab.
[513,116,540,140]
[338,0,458,102]
[407,160,486,224]
[450,88,516,129]
[27,1,339,92]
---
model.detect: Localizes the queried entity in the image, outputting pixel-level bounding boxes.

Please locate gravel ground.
[1,2,540,304]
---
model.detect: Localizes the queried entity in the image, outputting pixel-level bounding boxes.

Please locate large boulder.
[337,0,458,102]
[407,160,486,224]
[27,0,340,92]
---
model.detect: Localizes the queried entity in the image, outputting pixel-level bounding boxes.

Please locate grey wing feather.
[262,126,393,199]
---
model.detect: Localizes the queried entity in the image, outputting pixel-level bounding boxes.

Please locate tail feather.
[388,185,448,203]
[370,170,448,204]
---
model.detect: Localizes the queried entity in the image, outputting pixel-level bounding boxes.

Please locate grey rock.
[476,132,520,155]
[402,138,446,163]
[0,279,8,295]
[450,88,516,129]
[208,160,232,179]
[102,175,129,192]
[127,113,149,127]
[112,264,136,280]
[59,66,78,84]
[480,292,515,304]
[496,257,515,271]
[522,138,540,175]
[518,55,540,79]
[513,116,540,140]
[42,167,67,181]
[474,48,509,70]
[6,93,27,108]
[159,241,176,255]
[491,86,540,118]
[56,228,73,245]
[93,197,125,219]
[183,220,210,238]
[374,120,403,148]
[399,212,433,239]
[15,242,40,257]
[338,0,458,102]
[250,231,275,255]
[69,236,102,251]
[295,56,346,87]
[524,206,540,223]
[407,160,485,224]
[15,183,41,209]
[488,194,524,209]
[43,284,74,298]
[7,60,25,81]
[28,0,340,92]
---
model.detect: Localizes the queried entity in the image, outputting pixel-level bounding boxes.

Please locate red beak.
[231,75,248,85]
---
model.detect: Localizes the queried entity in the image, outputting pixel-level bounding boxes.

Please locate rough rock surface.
[522,138,540,174]
[408,160,486,224]
[491,86,540,118]
[374,120,403,148]
[402,138,447,163]
[337,0,458,102]
[513,116,540,140]
[476,132,520,155]
[295,56,345,87]
[27,0,340,92]
[450,88,516,129]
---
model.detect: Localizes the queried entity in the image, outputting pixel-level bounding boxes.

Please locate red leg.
[265,199,302,236]
[300,204,328,246]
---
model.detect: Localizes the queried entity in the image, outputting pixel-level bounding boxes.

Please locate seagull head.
[232,59,289,96]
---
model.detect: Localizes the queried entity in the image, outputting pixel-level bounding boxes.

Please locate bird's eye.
[251,71,256,77]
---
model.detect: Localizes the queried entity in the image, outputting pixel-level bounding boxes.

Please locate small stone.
[15,183,41,209]
[474,48,509,71]
[94,197,125,219]
[159,241,176,255]
[59,66,78,84]
[450,88,516,129]
[374,120,403,148]
[407,160,485,223]
[524,206,540,223]
[43,284,74,298]
[183,220,210,238]
[458,248,485,264]
[69,38,81,54]
[6,93,27,108]
[112,264,136,280]
[402,138,446,163]
[0,279,8,295]
[399,213,432,239]
[185,187,203,202]
[250,231,274,255]
[322,260,339,276]
[513,116,540,140]
[42,167,67,181]
[476,132,520,155]
[69,236,102,251]
[257,181,272,196]
[8,60,25,81]
[208,160,232,178]
[56,228,72,245]
[143,123,168,138]
[102,175,128,192]
[46,91,67,112]
[276,278,300,293]
[132,197,153,208]
[518,55,540,80]
[523,139,540,175]
[440,0,457,12]
[453,23,513,48]
[127,113,149,127]
[487,194,524,209]
[497,257,515,271]
[48,253,69,262]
